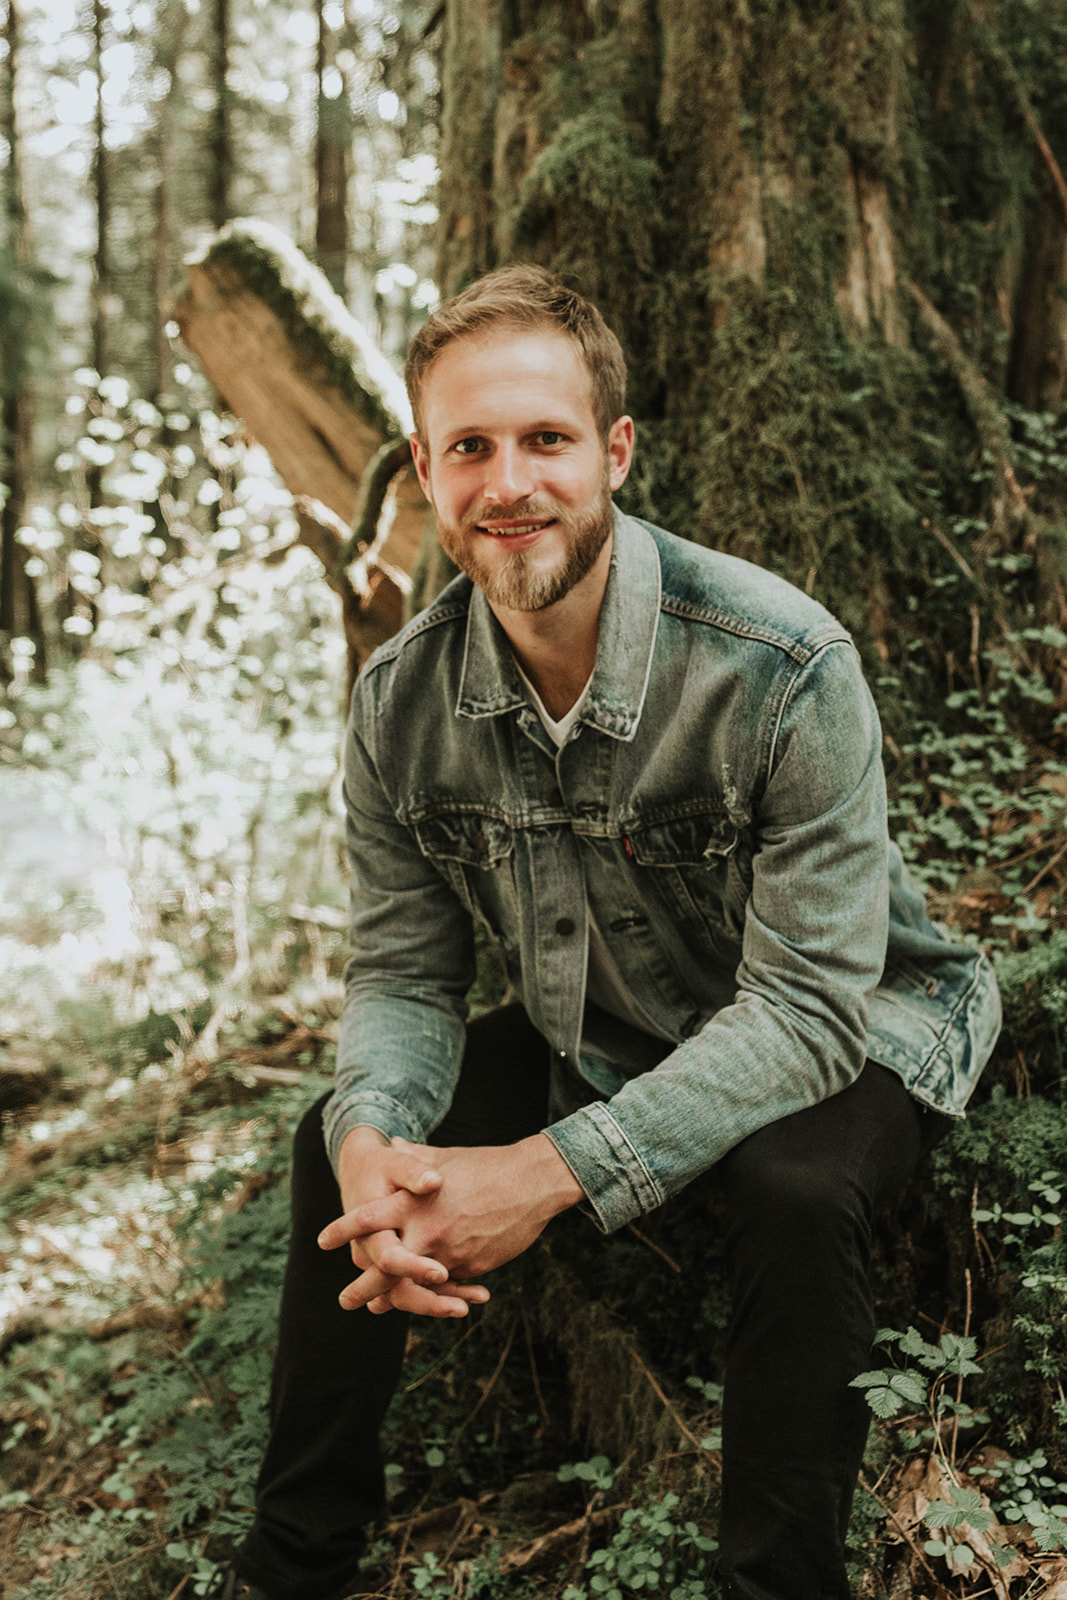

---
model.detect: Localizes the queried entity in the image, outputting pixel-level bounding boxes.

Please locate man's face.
[409,325,633,615]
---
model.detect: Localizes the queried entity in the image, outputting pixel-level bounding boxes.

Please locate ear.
[409,432,433,503]
[606,415,635,492]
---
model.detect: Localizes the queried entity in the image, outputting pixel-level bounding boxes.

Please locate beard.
[434,468,614,613]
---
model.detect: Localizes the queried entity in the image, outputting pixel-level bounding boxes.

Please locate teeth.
[484,522,545,536]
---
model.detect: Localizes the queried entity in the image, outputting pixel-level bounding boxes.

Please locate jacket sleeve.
[321,688,475,1177]
[543,638,891,1232]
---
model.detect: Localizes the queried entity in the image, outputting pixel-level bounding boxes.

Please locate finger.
[384,1146,443,1196]
[331,1193,427,1242]
[371,1234,450,1285]
[380,1278,487,1318]
[318,1197,415,1250]
[344,1227,447,1287]
[339,1264,397,1311]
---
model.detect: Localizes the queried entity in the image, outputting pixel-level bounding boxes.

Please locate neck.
[489,533,612,721]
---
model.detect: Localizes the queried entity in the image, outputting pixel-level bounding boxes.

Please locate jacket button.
[548,786,563,806]
[555,917,576,936]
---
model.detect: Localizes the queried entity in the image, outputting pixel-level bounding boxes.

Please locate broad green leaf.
[926,1500,966,1529]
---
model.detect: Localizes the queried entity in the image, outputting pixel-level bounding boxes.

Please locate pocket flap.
[414,811,514,869]
[627,811,738,866]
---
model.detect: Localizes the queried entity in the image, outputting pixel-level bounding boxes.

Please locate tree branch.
[339,436,413,569]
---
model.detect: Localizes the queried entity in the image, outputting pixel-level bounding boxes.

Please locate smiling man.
[210,267,1001,1600]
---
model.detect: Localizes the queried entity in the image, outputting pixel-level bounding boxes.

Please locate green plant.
[885,630,1067,944]
[411,1550,453,1597]
[983,1449,1067,1549]
[558,1454,616,1493]
[851,1328,1021,1574]
[850,1326,987,1439]
[562,1489,717,1600]
[920,1483,1012,1572]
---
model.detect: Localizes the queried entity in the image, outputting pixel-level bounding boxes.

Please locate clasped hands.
[318,1126,583,1319]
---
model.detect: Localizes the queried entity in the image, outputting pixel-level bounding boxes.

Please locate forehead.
[419,325,595,437]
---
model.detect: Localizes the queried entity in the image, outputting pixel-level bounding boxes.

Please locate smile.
[476,520,554,537]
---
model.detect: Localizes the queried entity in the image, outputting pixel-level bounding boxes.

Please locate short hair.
[404,265,627,441]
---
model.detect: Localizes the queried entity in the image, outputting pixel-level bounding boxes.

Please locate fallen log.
[174,219,429,689]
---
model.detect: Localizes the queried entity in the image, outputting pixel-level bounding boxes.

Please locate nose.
[482,440,535,505]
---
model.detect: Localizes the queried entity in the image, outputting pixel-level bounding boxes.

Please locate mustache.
[463,499,564,528]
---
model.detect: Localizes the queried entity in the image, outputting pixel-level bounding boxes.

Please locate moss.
[433,0,1067,709]
[192,218,411,435]
[508,103,660,311]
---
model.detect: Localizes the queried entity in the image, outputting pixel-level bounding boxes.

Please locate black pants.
[237,1006,945,1600]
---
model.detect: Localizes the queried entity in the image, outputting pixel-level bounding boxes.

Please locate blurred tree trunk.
[210,0,232,229]
[315,0,351,298]
[433,0,1067,671]
[152,0,188,401]
[0,0,45,680]
[85,0,110,534]
[1006,164,1067,412]
[90,0,109,383]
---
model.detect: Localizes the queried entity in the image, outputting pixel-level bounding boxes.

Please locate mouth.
[475,518,555,539]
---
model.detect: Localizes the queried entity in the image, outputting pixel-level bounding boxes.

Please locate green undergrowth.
[5,938,1067,1599]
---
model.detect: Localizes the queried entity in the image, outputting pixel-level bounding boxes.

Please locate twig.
[628,1347,719,1469]
[858,1471,942,1588]
[1025,837,1067,895]
[626,1224,682,1273]
[928,519,978,583]
[163,1533,208,1599]
[498,1504,622,1574]
[951,1267,974,1470]
[520,1299,550,1426]
[404,1319,480,1392]
[454,1318,517,1439]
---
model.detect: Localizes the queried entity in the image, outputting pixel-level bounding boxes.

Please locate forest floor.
[5,975,1067,1600]
[3,633,1067,1599]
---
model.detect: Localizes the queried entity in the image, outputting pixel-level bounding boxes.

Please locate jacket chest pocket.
[413,811,516,933]
[627,811,751,945]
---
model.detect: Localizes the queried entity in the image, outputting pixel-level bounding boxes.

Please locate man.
[212,266,1001,1600]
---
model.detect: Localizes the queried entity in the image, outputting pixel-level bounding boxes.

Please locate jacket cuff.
[322,1088,427,1178]
[544,1101,664,1233]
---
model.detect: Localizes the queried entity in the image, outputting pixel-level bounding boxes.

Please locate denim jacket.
[324,510,1001,1232]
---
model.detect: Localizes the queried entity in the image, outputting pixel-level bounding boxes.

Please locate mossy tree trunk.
[429,0,1067,1471]
[436,0,1067,700]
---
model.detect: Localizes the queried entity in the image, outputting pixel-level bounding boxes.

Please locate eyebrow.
[439,418,580,445]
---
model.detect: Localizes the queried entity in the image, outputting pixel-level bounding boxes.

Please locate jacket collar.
[456,507,661,742]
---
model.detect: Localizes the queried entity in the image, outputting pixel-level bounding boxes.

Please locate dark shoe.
[202,1565,272,1600]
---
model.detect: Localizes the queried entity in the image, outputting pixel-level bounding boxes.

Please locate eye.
[452,437,483,455]
[534,430,565,446]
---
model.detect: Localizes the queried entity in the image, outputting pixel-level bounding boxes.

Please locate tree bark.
[432,0,1062,666]
[1007,167,1067,412]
